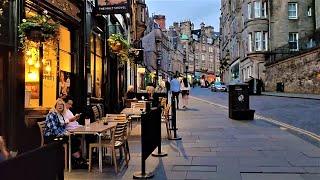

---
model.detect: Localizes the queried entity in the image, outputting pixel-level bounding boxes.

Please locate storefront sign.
[45,0,80,21]
[0,0,10,44]
[96,0,130,15]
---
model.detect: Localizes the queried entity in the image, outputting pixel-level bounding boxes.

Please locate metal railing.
[266,29,320,65]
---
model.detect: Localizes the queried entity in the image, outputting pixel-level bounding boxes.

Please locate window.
[209,47,213,53]
[248,3,252,19]
[201,54,205,61]
[248,33,252,52]
[262,32,268,50]
[141,8,145,22]
[254,1,261,18]
[202,45,206,51]
[289,32,299,51]
[90,34,103,98]
[288,3,298,19]
[255,32,262,51]
[261,2,267,17]
[307,6,312,17]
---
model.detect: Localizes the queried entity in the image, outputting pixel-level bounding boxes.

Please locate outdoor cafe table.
[68,122,117,173]
[120,108,143,116]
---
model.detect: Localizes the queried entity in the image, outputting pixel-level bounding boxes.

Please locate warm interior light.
[26,50,32,56]
[42,58,46,63]
[138,68,146,74]
[35,61,40,68]
[28,72,37,81]
[45,65,51,72]
[27,58,34,65]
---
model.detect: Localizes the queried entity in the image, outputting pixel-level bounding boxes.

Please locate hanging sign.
[96,0,130,14]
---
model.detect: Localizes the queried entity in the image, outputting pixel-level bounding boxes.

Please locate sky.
[146,0,221,31]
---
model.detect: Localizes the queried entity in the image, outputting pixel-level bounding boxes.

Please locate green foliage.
[18,11,59,48]
[107,33,133,64]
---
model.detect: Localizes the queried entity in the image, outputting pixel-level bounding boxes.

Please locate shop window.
[90,33,103,98]
[24,8,72,108]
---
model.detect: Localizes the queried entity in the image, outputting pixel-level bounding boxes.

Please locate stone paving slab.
[65,97,320,179]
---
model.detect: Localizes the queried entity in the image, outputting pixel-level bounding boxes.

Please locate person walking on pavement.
[170,75,181,109]
[180,77,190,109]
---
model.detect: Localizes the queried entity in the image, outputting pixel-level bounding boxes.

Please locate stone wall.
[265,48,320,94]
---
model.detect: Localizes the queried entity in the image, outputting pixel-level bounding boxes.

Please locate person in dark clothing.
[125,85,136,99]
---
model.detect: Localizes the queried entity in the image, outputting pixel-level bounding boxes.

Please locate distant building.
[220,0,317,84]
[191,23,220,80]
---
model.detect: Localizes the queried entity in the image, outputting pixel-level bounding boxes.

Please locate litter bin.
[276,82,284,92]
[229,83,255,120]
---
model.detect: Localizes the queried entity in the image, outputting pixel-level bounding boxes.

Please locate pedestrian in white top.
[180,77,190,109]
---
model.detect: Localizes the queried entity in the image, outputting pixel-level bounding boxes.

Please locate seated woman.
[126,85,136,99]
[44,98,87,169]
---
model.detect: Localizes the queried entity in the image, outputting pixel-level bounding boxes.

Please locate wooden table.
[121,108,143,116]
[68,122,117,172]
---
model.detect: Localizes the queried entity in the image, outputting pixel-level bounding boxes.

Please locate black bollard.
[152,107,168,157]
[168,97,182,140]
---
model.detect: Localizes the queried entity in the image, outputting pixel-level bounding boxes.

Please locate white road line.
[190,96,320,142]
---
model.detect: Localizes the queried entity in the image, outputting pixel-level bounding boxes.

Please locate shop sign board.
[96,0,130,14]
[45,0,81,21]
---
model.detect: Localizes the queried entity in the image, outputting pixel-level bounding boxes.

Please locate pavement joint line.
[190,96,320,142]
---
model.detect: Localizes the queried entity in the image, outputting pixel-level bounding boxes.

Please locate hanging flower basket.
[18,10,59,47]
[108,33,133,64]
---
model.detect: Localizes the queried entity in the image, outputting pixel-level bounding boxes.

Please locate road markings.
[190,96,320,142]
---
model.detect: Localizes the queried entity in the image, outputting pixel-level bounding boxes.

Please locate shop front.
[20,0,81,151]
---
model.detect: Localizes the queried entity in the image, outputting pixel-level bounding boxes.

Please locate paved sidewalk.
[262,92,320,100]
[65,98,320,180]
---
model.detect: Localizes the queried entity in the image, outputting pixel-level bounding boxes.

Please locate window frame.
[288,2,298,19]
[255,31,262,51]
[254,1,261,18]
[289,32,299,51]
[248,2,252,19]
[248,33,252,52]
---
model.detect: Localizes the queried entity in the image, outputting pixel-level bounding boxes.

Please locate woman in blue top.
[44,98,87,168]
[44,98,68,142]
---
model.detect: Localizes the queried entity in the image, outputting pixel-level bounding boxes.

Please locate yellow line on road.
[190,96,320,142]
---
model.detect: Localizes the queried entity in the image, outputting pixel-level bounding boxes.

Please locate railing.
[266,29,320,65]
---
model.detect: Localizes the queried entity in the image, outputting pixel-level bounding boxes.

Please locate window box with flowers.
[18,10,59,48]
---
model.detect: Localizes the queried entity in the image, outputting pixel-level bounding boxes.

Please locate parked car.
[211,82,228,92]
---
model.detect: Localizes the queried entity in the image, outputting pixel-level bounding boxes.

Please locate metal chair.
[88,121,129,173]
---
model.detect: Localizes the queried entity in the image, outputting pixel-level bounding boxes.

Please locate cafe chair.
[125,99,138,108]
[37,121,68,171]
[97,104,104,119]
[92,106,100,121]
[162,105,172,139]
[131,102,145,110]
[88,121,129,173]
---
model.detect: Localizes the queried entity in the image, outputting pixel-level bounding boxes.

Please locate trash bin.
[276,82,284,92]
[229,83,255,120]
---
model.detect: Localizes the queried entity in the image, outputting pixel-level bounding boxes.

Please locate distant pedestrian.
[180,77,190,109]
[170,75,181,109]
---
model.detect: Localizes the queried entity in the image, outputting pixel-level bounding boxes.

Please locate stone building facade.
[265,47,320,94]
[192,23,219,75]
[220,0,317,85]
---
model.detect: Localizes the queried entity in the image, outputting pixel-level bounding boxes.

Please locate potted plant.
[18,10,59,46]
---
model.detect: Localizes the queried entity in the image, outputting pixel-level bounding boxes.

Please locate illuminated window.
[90,33,103,98]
